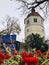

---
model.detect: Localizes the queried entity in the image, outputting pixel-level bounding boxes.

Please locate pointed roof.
[26,8,44,21]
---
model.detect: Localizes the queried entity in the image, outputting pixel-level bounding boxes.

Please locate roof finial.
[31,7,35,13]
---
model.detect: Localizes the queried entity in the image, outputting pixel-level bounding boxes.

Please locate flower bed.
[0,50,49,65]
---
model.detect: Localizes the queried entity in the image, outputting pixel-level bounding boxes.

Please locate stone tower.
[24,8,45,38]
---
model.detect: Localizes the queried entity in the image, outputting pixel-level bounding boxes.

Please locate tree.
[40,43,48,53]
[11,0,49,17]
[24,33,48,52]
[0,16,21,35]
[45,39,49,48]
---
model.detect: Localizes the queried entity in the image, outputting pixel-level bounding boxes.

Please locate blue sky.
[0,0,49,42]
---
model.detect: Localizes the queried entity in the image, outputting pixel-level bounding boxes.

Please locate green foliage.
[25,33,48,52]
[2,55,22,65]
[40,43,48,53]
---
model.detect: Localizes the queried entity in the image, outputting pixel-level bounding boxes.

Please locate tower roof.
[26,8,44,21]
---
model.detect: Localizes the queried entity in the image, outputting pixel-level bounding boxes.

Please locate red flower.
[4,54,11,59]
[42,64,47,65]
[0,52,5,59]
[0,52,5,64]
[22,52,29,58]
[0,60,4,64]
[47,52,49,58]
[23,57,39,65]
[24,62,28,65]
[43,52,47,55]
[28,53,33,57]
[13,51,18,59]
[36,50,41,56]
[14,51,18,56]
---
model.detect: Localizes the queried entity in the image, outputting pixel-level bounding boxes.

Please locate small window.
[42,29,44,32]
[27,20,29,24]
[41,20,43,24]
[34,18,37,22]
[27,29,29,32]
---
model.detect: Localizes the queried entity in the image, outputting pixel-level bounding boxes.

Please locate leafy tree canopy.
[25,33,48,52]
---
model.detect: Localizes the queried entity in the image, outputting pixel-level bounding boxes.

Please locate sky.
[0,0,49,42]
